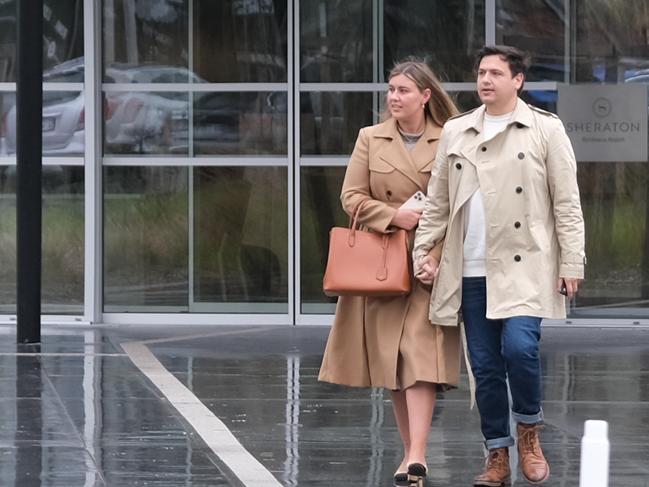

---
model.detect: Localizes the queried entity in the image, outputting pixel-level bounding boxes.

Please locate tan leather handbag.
[322,201,411,297]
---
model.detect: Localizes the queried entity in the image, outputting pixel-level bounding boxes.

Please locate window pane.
[383,0,485,82]
[574,1,649,82]
[0,166,13,312]
[451,91,481,112]
[193,167,288,313]
[0,1,15,82]
[497,0,566,82]
[43,166,84,313]
[0,1,84,82]
[0,92,15,156]
[572,162,649,318]
[104,167,189,312]
[301,92,374,155]
[521,90,557,113]
[43,1,85,81]
[4,91,85,157]
[451,90,558,113]
[300,166,347,313]
[300,0,372,82]
[103,0,189,80]
[103,92,189,156]
[193,92,287,155]
[0,166,84,314]
[193,0,287,83]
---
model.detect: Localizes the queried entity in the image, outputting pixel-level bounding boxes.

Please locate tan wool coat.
[413,99,586,326]
[318,117,461,391]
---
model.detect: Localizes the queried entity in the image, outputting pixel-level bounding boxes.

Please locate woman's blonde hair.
[384,59,458,126]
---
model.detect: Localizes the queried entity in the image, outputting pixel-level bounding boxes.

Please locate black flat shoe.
[407,463,427,487]
[393,472,409,487]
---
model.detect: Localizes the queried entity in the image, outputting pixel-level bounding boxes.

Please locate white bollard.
[579,420,610,487]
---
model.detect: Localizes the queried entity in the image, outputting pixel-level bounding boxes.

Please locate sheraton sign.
[558,84,648,162]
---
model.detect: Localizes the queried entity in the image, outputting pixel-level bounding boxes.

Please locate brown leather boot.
[517,423,550,484]
[473,447,511,486]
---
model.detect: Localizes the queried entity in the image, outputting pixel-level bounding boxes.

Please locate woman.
[318,60,461,487]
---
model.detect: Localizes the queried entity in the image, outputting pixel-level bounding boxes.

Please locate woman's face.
[387,74,431,124]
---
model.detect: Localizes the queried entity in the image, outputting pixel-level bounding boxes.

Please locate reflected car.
[193,92,287,154]
[3,60,196,156]
[624,70,649,84]
[5,88,189,156]
[193,92,242,154]
[104,91,189,155]
[103,65,197,154]
[104,64,203,84]
[5,91,85,156]
[4,57,85,156]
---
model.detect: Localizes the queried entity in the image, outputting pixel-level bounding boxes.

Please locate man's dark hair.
[475,45,530,94]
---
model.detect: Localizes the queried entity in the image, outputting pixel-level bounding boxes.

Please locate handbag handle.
[348,200,392,281]
[347,200,368,247]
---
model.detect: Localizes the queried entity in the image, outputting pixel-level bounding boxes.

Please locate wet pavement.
[1,323,648,486]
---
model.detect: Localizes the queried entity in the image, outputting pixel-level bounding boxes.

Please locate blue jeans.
[461,277,544,449]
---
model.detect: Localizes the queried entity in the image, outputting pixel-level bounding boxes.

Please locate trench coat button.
[455,162,462,169]
[515,186,523,194]
[514,254,522,262]
[518,152,525,159]
[514,221,521,229]
[481,147,487,152]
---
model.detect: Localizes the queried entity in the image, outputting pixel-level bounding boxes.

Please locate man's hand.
[416,255,439,286]
[390,208,423,230]
[558,277,581,299]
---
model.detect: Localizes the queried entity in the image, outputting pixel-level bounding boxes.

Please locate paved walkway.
[1,324,648,486]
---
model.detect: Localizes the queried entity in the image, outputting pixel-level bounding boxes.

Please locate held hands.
[416,255,439,286]
[390,208,423,230]
[558,277,581,299]
[391,206,436,285]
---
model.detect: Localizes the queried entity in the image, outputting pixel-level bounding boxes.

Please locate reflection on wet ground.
[1,324,648,486]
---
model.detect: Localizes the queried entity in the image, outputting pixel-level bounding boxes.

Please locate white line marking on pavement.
[121,340,283,487]
[138,326,269,345]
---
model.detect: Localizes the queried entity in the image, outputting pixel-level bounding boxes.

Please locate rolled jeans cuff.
[512,409,544,425]
[485,436,515,450]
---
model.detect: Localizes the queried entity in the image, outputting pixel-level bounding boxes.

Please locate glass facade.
[0,1,648,323]
[0,0,84,315]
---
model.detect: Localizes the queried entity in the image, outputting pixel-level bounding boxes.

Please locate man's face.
[476,55,523,109]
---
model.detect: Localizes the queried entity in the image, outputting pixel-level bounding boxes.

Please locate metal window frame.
[84,0,102,324]
[99,0,294,325]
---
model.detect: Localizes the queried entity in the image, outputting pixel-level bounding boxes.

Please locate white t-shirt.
[462,111,513,277]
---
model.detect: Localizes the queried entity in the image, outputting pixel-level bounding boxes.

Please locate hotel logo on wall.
[558,84,648,162]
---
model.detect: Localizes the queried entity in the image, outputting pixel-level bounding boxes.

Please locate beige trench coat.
[414,99,586,326]
[318,118,461,391]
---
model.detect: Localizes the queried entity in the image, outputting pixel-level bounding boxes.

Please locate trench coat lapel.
[410,123,442,190]
[454,105,485,167]
[450,159,480,221]
[448,106,485,220]
[374,118,441,191]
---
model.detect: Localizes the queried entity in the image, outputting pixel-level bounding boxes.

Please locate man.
[413,45,585,486]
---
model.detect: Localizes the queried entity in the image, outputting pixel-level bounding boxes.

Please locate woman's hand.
[416,255,439,286]
[390,208,423,230]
